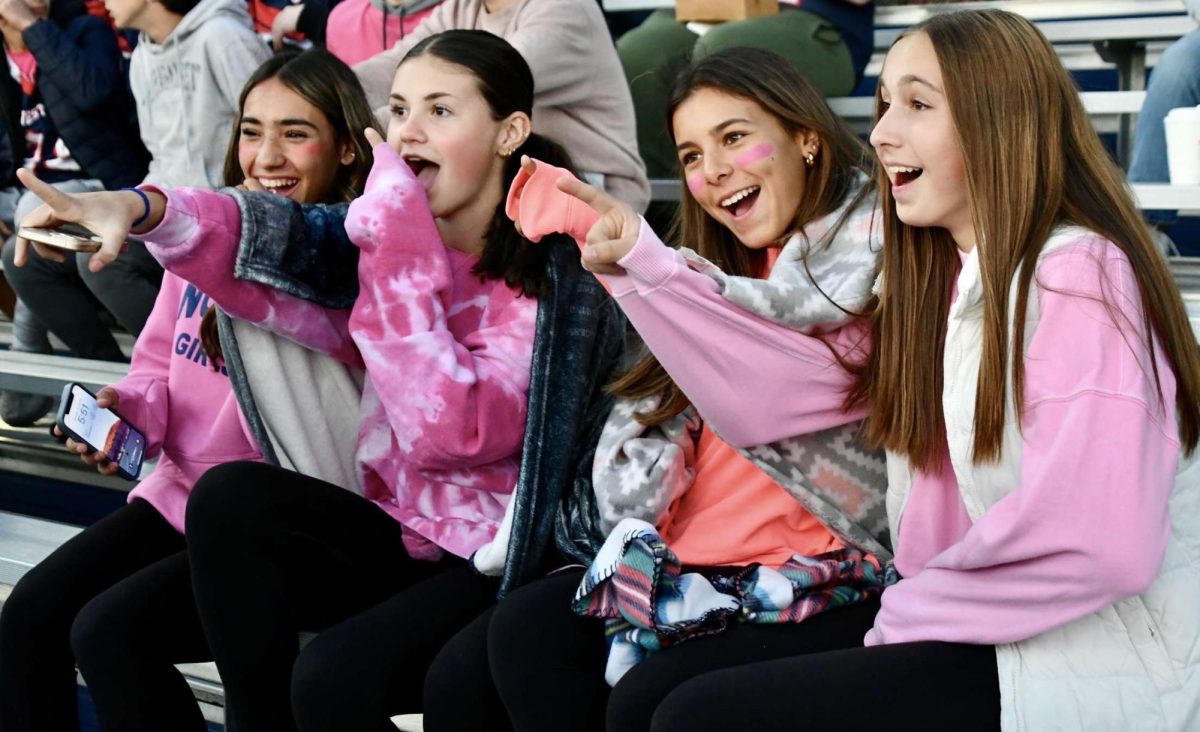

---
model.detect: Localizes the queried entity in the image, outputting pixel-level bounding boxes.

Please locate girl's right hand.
[553,175,641,276]
[13,169,162,273]
[56,387,121,477]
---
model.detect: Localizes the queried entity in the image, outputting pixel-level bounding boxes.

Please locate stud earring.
[805,152,815,167]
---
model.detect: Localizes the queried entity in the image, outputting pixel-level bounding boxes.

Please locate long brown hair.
[848,9,1200,470]
[201,49,378,368]
[612,47,874,424]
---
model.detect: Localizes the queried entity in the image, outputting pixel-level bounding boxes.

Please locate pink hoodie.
[112,272,263,533]
[139,143,537,560]
[511,174,1178,649]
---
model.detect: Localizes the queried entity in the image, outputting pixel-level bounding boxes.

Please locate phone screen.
[65,385,145,478]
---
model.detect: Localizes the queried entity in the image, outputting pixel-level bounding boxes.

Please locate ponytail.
[474,132,577,299]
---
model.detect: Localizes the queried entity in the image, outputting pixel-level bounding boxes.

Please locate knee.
[1153,30,1200,90]
[1,237,30,289]
[68,595,121,674]
[0,566,62,652]
[184,461,265,537]
[290,636,348,730]
[1,236,16,271]
[693,19,752,57]
[617,13,696,77]
[644,678,711,732]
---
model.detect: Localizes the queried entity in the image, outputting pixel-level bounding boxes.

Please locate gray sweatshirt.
[353,0,650,212]
[131,0,271,188]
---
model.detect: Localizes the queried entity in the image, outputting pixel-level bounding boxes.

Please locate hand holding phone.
[56,384,145,480]
[17,226,103,253]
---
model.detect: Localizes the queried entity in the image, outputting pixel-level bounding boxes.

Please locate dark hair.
[156,0,203,17]
[612,47,875,425]
[202,49,379,368]
[400,29,575,298]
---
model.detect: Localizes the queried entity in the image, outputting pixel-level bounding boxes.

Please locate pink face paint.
[686,174,705,194]
[734,143,774,167]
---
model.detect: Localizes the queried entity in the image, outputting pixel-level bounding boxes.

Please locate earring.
[500,148,514,158]
[805,151,815,167]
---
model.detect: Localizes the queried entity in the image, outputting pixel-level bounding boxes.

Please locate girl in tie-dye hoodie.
[12,30,588,731]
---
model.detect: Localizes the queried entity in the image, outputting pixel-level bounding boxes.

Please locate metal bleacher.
[0,3,1197,731]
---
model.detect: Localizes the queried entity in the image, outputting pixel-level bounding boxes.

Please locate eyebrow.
[675,117,752,151]
[897,74,943,94]
[389,92,459,103]
[241,116,319,130]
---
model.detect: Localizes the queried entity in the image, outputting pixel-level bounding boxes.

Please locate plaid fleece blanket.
[573,518,897,685]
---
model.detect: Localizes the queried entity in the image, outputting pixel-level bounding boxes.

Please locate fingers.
[16,169,78,219]
[554,175,621,216]
[14,236,66,265]
[580,258,626,276]
[364,127,385,148]
[520,155,536,176]
[86,232,127,273]
[95,387,118,409]
[580,238,630,268]
[241,176,266,193]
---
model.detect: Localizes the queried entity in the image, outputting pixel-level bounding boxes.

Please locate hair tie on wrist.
[122,187,151,228]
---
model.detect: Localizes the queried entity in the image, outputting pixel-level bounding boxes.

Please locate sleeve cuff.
[136,186,203,251]
[615,218,684,291]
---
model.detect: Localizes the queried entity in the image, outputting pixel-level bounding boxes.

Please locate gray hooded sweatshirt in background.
[130,0,270,188]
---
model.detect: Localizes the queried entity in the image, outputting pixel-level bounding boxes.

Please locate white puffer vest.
[883,228,1200,731]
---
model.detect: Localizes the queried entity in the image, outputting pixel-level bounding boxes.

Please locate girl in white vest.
[512,8,1200,731]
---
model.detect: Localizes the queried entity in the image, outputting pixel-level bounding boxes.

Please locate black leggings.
[0,498,211,732]
[186,461,500,732]
[431,568,1000,732]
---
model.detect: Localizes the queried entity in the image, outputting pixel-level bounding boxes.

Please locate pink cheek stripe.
[734,143,774,167]
[686,174,705,194]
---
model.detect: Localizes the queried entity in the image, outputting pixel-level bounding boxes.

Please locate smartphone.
[55,383,146,480]
[18,226,103,253]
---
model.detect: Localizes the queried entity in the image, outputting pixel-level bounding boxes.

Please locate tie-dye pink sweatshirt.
[138,143,538,560]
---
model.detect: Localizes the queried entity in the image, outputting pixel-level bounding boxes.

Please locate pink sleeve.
[105,276,181,458]
[866,245,1179,646]
[345,143,536,472]
[604,220,869,448]
[508,167,868,447]
[140,188,360,366]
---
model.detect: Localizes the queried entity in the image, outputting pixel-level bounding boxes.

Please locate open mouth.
[888,166,924,187]
[720,185,761,219]
[405,155,440,189]
[258,177,300,198]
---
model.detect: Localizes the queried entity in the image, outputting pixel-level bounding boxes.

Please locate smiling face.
[871,32,974,250]
[237,77,350,205]
[386,55,522,232]
[671,88,817,249]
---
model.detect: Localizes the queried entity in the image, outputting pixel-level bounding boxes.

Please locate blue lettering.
[178,284,205,320]
[174,333,190,356]
[193,346,207,367]
[185,336,200,362]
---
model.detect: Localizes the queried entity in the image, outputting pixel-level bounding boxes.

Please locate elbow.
[1093,539,1166,600]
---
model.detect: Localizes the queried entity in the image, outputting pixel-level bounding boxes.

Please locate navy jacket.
[0,0,149,188]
